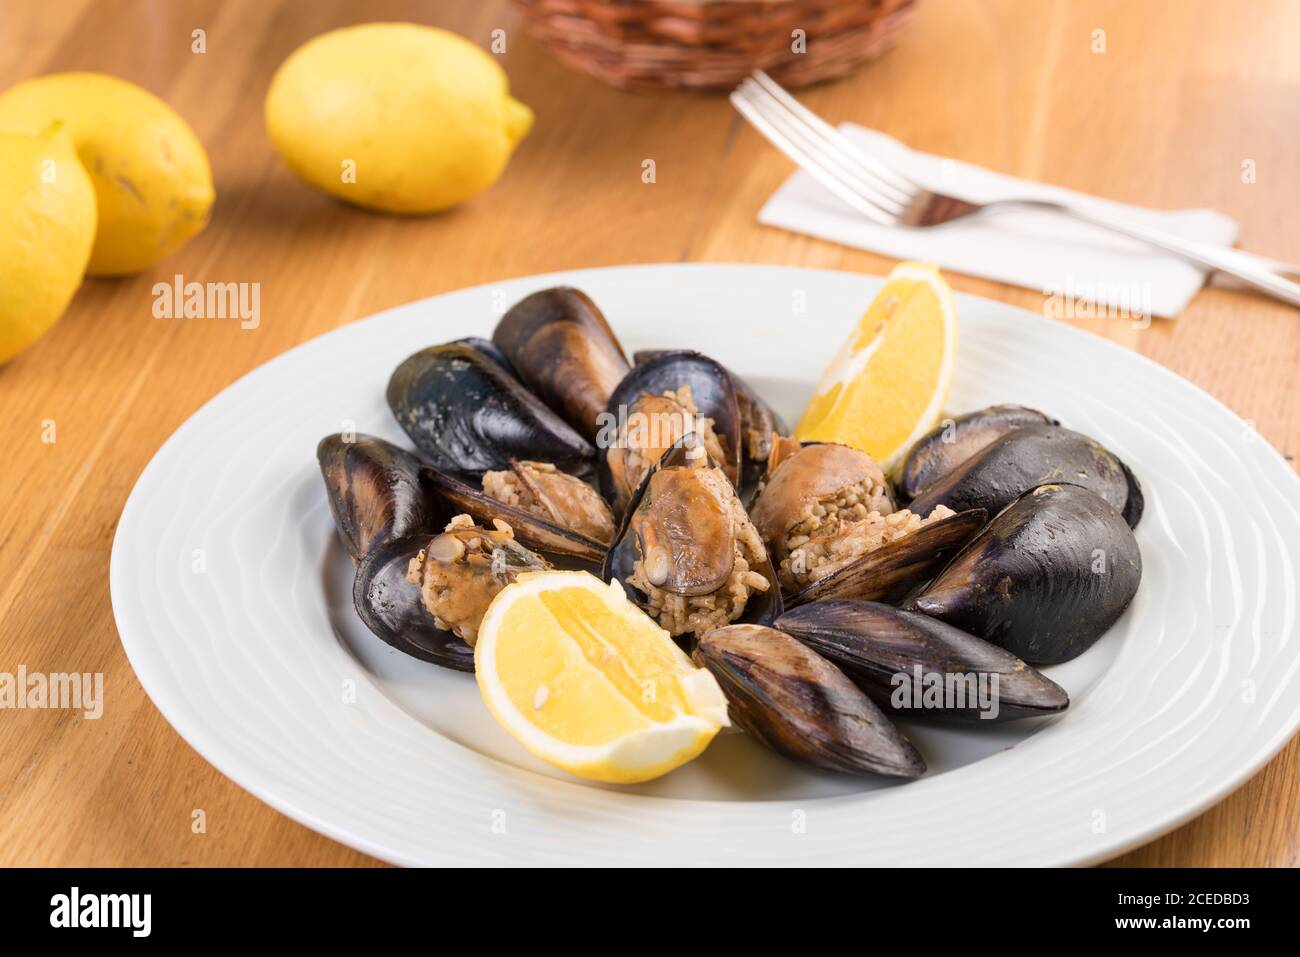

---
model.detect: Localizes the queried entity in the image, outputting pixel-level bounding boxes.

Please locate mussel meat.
[908,483,1142,665]
[423,460,614,562]
[905,423,1144,528]
[896,404,1058,501]
[387,341,593,477]
[482,460,615,546]
[693,624,926,777]
[317,433,435,563]
[750,442,896,566]
[353,535,477,672]
[492,287,630,441]
[776,600,1069,722]
[603,437,779,639]
[598,352,742,514]
[405,514,550,647]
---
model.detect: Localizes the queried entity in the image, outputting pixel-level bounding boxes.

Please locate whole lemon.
[0,127,97,365]
[0,72,214,277]
[265,23,533,214]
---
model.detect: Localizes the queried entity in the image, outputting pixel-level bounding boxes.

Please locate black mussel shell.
[597,351,743,511]
[633,349,787,503]
[908,483,1142,665]
[776,600,1069,722]
[421,466,608,563]
[603,438,782,637]
[897,405,1058,501]
[632,350,672,365]
[1117,457,1145,526]
[352,536,476,672]
[492,288,630,442]
[733,373,788,502]
[317,433,435,563]
[454,336,516,377]
[387,342,593,478]
[905,423,1144,528]
[693,624,926,777]
[786,508,987,608]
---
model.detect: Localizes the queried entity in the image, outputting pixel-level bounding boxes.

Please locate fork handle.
[1015,199,1300,308]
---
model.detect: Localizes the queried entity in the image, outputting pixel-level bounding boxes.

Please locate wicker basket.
[513,0,919,91]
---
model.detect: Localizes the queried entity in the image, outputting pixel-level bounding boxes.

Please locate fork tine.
[750,70,919,201]
[741,78,914,211]
[730,89,899,226]
[736,79,909,217]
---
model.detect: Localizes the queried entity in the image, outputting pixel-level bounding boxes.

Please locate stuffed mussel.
[316,433,478,670]
[351,506,561,667]
[748,441,986,606]
[423,459,615,562]
[318,435,591,669]
[602,436,779,639]
[353,535,479,671]
[750,442,896,568]
[404,514,549,647]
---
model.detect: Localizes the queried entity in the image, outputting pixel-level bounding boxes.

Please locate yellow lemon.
[0,127,96,365]
[265,22,533,214]
[475,571,729,783]
[796,262,958,468]
[0,72,214,277]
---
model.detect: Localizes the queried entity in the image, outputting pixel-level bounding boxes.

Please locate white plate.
[111,264,1300,866]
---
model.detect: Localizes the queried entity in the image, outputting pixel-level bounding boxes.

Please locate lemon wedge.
[475,571,729,783]
[795,262,958,468]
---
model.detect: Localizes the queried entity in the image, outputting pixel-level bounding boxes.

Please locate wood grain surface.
[0,0,1296,867]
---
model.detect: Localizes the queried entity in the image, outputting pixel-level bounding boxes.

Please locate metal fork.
[732,70,1300,308]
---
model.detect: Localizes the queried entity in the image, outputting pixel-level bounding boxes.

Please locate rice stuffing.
[779,504,957,591]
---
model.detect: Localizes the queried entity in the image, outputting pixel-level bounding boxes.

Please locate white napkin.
[758,124,1239,319]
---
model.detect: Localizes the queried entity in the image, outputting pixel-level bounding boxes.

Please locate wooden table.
[1,0,1296,867]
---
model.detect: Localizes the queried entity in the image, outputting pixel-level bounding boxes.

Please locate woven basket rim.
[514,0,919,90]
